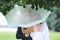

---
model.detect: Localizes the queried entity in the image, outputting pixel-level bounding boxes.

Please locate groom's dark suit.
[16,27,32,40]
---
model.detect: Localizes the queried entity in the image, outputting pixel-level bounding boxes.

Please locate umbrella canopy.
[0,12,8,26]
[6,5,51,28]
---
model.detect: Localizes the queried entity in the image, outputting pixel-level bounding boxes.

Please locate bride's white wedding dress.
[30,22,49,40]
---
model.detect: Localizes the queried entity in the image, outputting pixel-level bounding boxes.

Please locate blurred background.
[0,0,60,40]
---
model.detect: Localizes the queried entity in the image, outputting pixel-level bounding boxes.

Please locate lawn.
[50,31,60,40]
[0,31,60,40]
[0,32,16,40]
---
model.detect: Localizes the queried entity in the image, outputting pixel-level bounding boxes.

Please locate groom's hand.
[21,28,26,34]
[22,26,34,34]
[21,28,30,34]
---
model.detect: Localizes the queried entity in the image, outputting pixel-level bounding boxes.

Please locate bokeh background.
[0,0,60,40]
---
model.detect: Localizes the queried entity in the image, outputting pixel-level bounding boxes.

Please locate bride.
[22,21,50,40]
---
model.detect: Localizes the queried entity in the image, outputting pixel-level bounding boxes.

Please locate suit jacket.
[16,27,32,40]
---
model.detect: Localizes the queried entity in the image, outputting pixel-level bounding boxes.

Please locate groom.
[16,27,32,40]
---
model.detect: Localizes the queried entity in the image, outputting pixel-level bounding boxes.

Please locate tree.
[47,8,60,31]
[0,0,60,15]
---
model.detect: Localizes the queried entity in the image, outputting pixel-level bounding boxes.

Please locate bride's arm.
[21,26,34,34]
[22,24,42,34]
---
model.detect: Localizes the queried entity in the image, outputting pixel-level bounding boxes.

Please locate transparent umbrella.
[5,5,51,28]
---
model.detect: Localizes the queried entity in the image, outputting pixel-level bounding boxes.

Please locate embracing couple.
[16,22,49,40]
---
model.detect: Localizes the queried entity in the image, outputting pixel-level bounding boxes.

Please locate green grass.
[0,32,16,40]
[50,31,60,40]
[0,31,60,40]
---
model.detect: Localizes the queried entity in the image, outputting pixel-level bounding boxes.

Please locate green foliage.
[47,8,60,31]
[0,0,60,15]
[54,8,60,31]
[47,13,57,30]
[54,22,60,32]
[0,0,17,15]
[19,0,60,11]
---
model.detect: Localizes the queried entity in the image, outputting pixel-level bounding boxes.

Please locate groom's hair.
[40,23,42,24]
